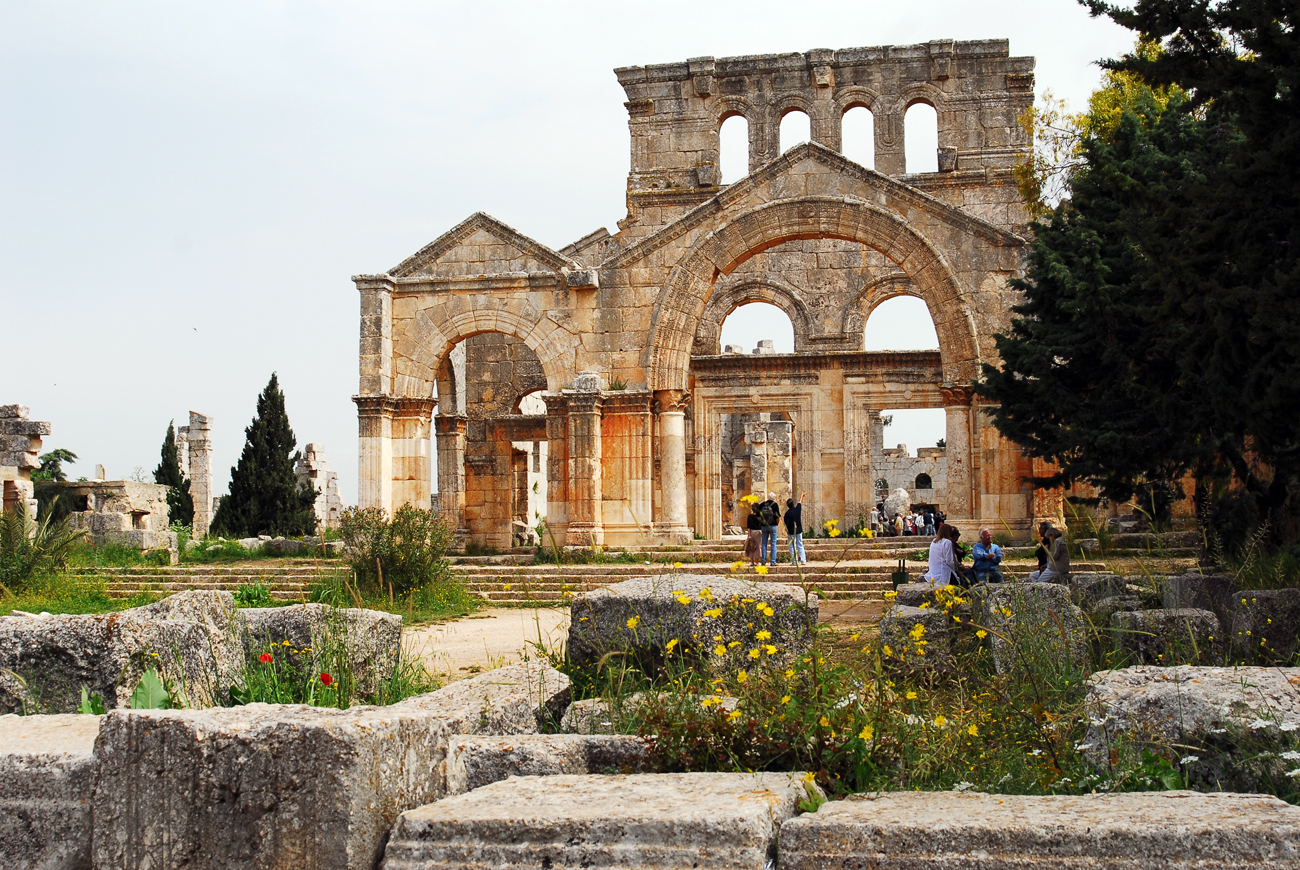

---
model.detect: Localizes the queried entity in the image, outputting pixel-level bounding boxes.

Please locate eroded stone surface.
[446,734,648,795]
[1230,588,1300,663]
[382,772,808,870]
[0,713,101,870]
[879,605,953,662]
[1110,608,1220,665]
[396,661,571,733]
[237,603,402,698]
[980,582,1088,674]
[779,790,1300,869]
[567,574,816,674]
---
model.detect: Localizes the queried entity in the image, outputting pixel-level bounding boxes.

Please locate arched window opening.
[719,115,749,184]
[915,473,933,490]
[719,302,794,354]
[779,109,810,153]
[863,295,939,351]
[516,390,546,415]
[904,102,939,173]
[880,409,947,457]
[841,106,874,169]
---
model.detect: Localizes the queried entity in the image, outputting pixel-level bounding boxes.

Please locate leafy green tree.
[983,1,1300,542]
[210,374,317,538]
[30,448,77,483]
[153,421,194,527]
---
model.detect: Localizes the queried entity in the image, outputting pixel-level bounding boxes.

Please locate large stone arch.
[691,275,816,355]
[393,304,575,400]
[646,196,981,391]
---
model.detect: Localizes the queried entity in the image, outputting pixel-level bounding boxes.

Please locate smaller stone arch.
[916,473,933,490]
[771,92,816,122]
[712,95,758,127]
[834,86,881,115]
[840,273,917,340]
[692,276,816,355]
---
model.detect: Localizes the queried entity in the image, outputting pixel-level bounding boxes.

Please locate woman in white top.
[924,523,958,586]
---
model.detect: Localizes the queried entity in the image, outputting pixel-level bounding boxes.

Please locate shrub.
[0,503,84,593]
[340,504,453,598]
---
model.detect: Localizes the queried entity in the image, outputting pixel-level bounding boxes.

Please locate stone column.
[599,392,653,544]
[390,398,436,511]
[542,394,569,544]
[354,397,393,512]
[565,379,605,547]
[356,277,393,397]
[434,414,467,533]
[874,110,906,176]
[654,389,691,539]
[941,386,973,520]
[186,412,213,538]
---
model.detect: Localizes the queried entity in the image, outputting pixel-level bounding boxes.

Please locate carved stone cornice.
[352,396,438,418]
[602,390,653,415]
[434,414,467,435]
[565,392,605,415]
[940,384,975,407]
[653,389,692,415]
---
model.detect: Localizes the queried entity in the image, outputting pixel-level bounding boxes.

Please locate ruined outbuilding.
[355,40,1061,546]
[0,405,48,517]
[53,480,177,551]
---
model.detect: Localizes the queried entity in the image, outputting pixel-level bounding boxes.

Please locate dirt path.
[403,607,569,680]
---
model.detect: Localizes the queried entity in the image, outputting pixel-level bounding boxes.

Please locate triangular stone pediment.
[390,213,576,278]
[603,142,1023,270]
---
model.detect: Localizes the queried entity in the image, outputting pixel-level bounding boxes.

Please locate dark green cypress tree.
[154,421,194,526]
[211,374,318,537]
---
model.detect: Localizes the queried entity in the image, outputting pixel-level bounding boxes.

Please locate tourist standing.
[758,491,782,567]
[972,527,1004,583]
[922,509,936,537]
[743,505,763,565]
[784,491,806,566]
[869,505,880,534]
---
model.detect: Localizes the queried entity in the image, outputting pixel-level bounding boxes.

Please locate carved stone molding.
[352,396,437,419]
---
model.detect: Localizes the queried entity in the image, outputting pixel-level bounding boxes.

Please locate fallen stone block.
[879,605,953,662]
[567,574,816,675]
[1162,572,1237,623]
[397,662,571,733]
[980,582,1088,675]
[446,734,648,794]
[237,603,402,698]
[1093,594,1145,626]
[560,693,736,734]
[1085,665,1300,791]
[91,702,456,870]
[0,608,235,713]
[1110,608,1220,665]
[0,713,101,870]
[1069,573,1126,607]
[778,790,1300,869]
[382,772,809,870]
[893,582,939,607]
[1230,588,1300,663]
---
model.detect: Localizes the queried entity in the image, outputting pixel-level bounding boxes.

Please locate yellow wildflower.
[906,691,918,700]
[780,695,791,705]
[714,645,727,657]
[882,645,893,657]
[909,623,926,640]
[967,724,979,736]
[976,629,988,639]
[784,669,795,679]
[756,630,772,641]
[755,564,769,575]
[850,633,860,642]
[737,670,748,684]
[729,640,742,648]
[626,616,640,629]
[819,716,830,727]
[859,724,874,741]
[503,584,512,591]
[676,595,692,605]
[665,639,679,654]
[761,605,775,617]
[704,608,723,619]
[731,561,745,572]
[764,644,777,655]
[673,561,683,569]
[748,648,761,660]
[727,710,742,722]
[934,715,947,727]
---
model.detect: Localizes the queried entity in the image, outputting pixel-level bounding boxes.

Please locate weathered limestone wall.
[295,443,344,530]
[56,480,176,550]
[355,40,1052,543]
[0,404,47,517]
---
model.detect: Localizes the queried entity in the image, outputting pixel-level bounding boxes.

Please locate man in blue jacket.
[972,528,1004,584]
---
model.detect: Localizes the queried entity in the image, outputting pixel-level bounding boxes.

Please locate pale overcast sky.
[1,1,1133,503]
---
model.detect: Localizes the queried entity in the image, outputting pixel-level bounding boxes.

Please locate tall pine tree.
[211,374,317,537]
[154,421,194,526]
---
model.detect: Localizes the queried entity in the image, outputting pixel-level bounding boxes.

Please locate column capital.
[391,397,437,419]
[352,395,394,417]
[653,389,691,415]
[940,384,975,407]
[434,414,467,435]
[567,392,605,414]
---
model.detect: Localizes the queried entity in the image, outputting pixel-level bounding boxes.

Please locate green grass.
[2,573,162,615]
[304,571,478,625]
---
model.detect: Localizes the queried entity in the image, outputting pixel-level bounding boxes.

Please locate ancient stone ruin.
[295,443,344,529]
[54,480,176,551]
[176,411,214,538]
[354,40,1065,549]
[0,405,47,518]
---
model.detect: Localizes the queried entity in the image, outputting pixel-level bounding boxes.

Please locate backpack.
[759,502,779,526]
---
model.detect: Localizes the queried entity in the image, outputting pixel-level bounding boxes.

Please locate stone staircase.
[69,533,1192,606]
[67,560,347,602]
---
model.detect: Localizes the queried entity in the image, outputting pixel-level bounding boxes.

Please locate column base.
[652,524,695,546]
[565,523,604,548]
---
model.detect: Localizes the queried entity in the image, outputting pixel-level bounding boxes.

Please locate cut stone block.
[879,605,953,662]
[0,713,101,870]
[446,734,648,794]
[1093,594,1145,625]
[979,582,1088,674]
[560,693,736,734]
[1162,572,1237,623]
[1230,588,1300,663]
[1069,573,1126,607]
[382,772,809,869]
[0,609,235,713]
[91,703,455,870]
[237,603,402,698]
[893,582,940,607]
[779,790,1300,869]
[1110,608,1220,665]
[397,662,571,733]
[1085,665,1300,791]
[567,574,816,675]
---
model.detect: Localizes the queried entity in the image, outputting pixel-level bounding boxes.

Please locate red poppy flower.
[320,673,333,686]
[259,653,273,663]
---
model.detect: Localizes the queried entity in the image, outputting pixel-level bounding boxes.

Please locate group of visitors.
[869,504,943,538]
[742,491,808,567]
[921,521,1070,587]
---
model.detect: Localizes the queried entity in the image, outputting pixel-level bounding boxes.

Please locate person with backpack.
[743,504,763,565]
[757,492,782,567]
[784,491,806,566]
